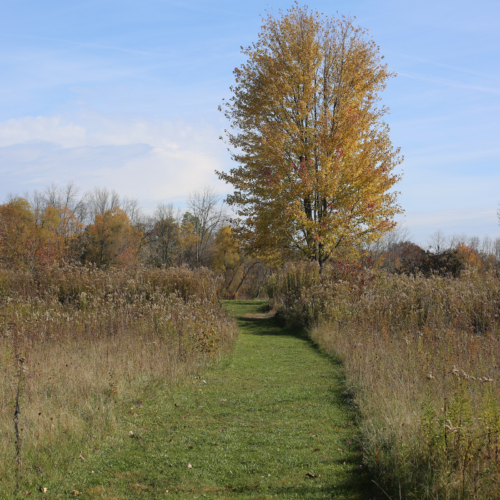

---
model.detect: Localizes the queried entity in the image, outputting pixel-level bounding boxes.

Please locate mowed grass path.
[55,301,376,499]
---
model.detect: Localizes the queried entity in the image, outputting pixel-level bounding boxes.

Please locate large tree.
[217,4,403,268]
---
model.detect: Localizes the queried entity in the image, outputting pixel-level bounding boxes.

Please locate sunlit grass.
[270,262,500,499]
[44,300,377,499]
[0,264,237,496]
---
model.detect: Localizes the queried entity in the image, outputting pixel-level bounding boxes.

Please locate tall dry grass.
[269,262,500,499]
[0,264,236,494]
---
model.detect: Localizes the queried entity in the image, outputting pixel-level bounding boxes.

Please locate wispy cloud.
[0,117,87,148]
[154,0,247,17]
[398,72,500,96]
[388,50,500,82]
[14,34,157,56]
[0,113,230,208]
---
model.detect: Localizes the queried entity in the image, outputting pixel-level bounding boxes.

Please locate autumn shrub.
[0,263,222,303]
[270,262,500,499]
[267,260,375,327]
[0,264,236,493]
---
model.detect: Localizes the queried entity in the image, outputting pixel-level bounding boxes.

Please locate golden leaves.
[218,5,403,266]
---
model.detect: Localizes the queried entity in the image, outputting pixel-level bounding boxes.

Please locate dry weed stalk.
[270,262,500,499]
[0,264,237,493]
[13,334,26,492]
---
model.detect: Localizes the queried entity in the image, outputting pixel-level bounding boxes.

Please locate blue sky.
[1,0,499,244]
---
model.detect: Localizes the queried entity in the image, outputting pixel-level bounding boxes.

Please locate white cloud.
[0,117,87,148]
[0,113,231,208]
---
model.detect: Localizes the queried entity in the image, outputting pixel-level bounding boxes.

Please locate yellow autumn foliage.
[217,4,403,268]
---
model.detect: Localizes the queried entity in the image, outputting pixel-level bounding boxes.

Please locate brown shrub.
[0,264,236,492]
[270,262,500,499]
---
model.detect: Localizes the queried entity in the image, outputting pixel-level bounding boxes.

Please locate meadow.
[3,253,500,499]
[0,264,237,495]
[268,262,500,499]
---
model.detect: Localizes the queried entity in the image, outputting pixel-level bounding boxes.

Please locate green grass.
[16,300,377,499]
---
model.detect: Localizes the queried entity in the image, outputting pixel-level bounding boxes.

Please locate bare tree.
[143,203,180,267]
[494,238,500,262]
[468,236,480,253]
[363,223,410,266]
[448,233,467,250]
[86,187,121,220]
[121,197,142,225]
[384,224,411,249]
[24,182,87,226]
[186,186,227,267]
[43,182,87,221]
[481,236,493,256]
[428,230,449,254]
[85,188,141,224]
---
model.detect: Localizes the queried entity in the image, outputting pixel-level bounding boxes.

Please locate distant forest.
[0,183,497,287]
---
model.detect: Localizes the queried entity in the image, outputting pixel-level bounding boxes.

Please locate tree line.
[365,226,500,276]
[3,6,496,286]
[0,183,268,297]
[2,181,497,284]
[3,6,403,280]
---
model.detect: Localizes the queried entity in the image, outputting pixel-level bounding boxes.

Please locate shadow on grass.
[237,313,343,366]
[238,314,298,335]
[226,472,377,499]
[278,470,377,499]
[224,300,380,499]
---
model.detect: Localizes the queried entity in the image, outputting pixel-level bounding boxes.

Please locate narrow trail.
[59,301,376,499]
